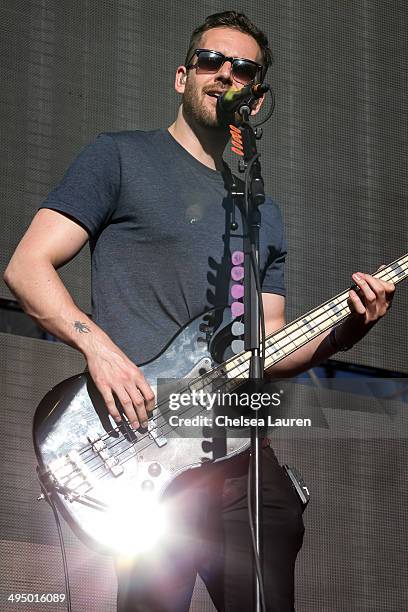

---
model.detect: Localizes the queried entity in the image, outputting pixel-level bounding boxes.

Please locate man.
[4,11,394,612]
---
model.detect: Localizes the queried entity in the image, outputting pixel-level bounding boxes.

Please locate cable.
[253,87,276,128]
[40,484,72,612]
[243,152,267,371]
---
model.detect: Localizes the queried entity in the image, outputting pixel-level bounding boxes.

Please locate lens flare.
[87,487,167,556]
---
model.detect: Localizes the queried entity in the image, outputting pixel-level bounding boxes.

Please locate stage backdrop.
[1,0,407,373]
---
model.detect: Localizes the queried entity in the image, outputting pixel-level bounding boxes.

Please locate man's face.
[181,27,263,130]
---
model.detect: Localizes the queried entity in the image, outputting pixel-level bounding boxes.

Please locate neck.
[168,104,230,171]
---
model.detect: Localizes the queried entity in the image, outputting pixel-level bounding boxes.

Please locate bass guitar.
[33,254,407,553]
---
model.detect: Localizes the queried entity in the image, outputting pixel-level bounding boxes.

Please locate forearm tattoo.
[74,321,90,333]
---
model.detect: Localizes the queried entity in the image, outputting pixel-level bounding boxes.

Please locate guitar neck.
[219,254,408,380]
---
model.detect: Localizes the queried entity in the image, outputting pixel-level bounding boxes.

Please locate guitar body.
[33,308,249,553]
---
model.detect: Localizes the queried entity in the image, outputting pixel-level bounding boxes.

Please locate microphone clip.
[216,83,270,126]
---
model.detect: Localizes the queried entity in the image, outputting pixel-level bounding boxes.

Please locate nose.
[215,59,233,82]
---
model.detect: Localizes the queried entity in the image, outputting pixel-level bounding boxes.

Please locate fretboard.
[215,253,408,383]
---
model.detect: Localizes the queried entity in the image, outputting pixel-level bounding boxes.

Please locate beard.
[182,77,227,131]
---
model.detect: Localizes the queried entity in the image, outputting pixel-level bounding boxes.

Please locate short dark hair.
[184,11,273,82]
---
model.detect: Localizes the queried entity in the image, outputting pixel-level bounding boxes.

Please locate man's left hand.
[336,270,395,348]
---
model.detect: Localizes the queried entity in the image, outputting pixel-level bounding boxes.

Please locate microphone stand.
[232,102,266,612]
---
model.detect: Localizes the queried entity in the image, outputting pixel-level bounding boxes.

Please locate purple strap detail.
[231,250,244,265]
[231,302,245,317]
[231,266,244,281]
[231,284,244,299]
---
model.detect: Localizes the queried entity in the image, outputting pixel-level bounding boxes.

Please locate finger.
[113,387,140,429]
[134,374,156,413]
[359,273,386,298]
[125,383,150,427]
[98,385,123,423]
[361,273,395,301]
[352,273,377,311]
[348,289,366,316]
[382,277,396,296]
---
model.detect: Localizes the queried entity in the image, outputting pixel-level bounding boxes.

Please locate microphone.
[217,83,269,116]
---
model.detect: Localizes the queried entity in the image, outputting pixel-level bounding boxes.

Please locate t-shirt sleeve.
[39,133,120,237]
[261,199,287,297]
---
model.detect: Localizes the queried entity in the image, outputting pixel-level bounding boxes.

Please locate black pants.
[116,446,304,612]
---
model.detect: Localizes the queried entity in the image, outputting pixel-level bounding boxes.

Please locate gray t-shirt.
[41,129,286,364]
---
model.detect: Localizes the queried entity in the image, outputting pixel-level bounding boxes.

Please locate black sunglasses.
[186,49,264,85]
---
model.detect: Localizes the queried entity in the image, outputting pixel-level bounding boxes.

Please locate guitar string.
[70,288,352,476]
[54,260,406,485]
[56,260,402,488]
[57,259,407,485]
[86,257,405,461]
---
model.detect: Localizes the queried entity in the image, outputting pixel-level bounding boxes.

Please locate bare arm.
[3,209,154,428]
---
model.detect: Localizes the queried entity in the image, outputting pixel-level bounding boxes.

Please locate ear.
[174,66,187,94]
[250,93,266,116]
